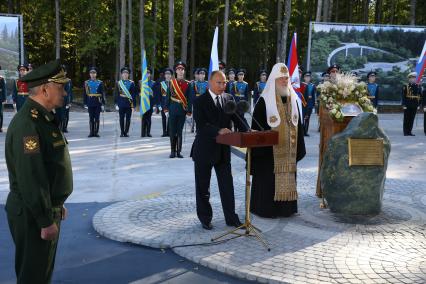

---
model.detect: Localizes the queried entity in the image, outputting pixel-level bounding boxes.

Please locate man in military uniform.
[233,69,250,104]
[0,65,6,132]
[327,64,340,82]
[27,63,34,73]
[5,59,73,284]
[301,71,316,137]
[140,67,156,137]
[219,60,226,73]
[12,64,30,111]
[54,65,73,133]
[189,68,208,132]
[156,68,173,137]
[402,72,421,136]
[367,71,379,108]
[225,68,236,95]
[253,69,267,104]
[165,61,192,158]
[114,67,137,137]
[84,67,106,138]
[422,79,426,136]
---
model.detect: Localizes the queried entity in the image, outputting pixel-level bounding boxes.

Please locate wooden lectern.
[212,130,278,251]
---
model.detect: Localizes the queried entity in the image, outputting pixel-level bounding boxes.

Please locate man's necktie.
[216,96,222,111]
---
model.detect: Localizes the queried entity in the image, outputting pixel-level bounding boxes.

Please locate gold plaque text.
[348,138,384,166]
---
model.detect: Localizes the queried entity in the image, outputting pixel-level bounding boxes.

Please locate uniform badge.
[30,109,39,119]
[23,136,40,154]
[269,116,278,124]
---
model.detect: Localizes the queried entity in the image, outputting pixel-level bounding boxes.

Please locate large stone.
[320,112,391,216]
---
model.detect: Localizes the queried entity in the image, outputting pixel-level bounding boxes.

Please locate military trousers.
[88,106,101,123]
[15,95,27,111]
[0,103,3,130]
[6,193,62,284]
[161,110,169,135]
[403,107,417,135]
[168,114,185,138]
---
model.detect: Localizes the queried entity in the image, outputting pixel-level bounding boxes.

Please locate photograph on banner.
[308,22,426,102]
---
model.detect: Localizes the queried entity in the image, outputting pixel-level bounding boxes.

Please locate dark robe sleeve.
[296,109,306,162]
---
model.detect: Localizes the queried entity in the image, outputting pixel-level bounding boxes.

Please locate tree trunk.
[151,0,158,76]
[389,0,396,24]
[279,0,291,63]
[120,0,127,70]
[363,0,369,23]
[115,0,121,80]
[128,0,134,80]
[316,0,323,22]
[347,0,353,23]
[180,0,189,63]
[55,0,60,59]
[168,0,174,68]
[190,0,197,76]
[276,0,283,63]
[335,0,339,22]
[222,0,230,63]
[322,0,329,22]
[328,0,334,22]
[410,0,416,25]
[238,27,243,67]
[374,0,382,23]
[8,0,13,13]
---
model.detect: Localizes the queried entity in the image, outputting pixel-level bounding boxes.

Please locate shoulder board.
[29,108,40,120]
[243,81,248,84]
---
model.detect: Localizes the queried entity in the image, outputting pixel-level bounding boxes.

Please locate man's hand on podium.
[218,128,232,135]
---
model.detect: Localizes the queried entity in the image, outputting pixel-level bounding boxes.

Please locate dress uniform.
[253,69,267,104]
[12,64,30,111]
[84,67,106,137]
[0,65,6,132]
[54,66,73,133]
[139,68,156,137]
[402,72,421,136]
[301,71,316,136]
[422,82,426,135]
[225,68,236,95]
[189,68,208,132]
[114,67,137,137]
[155,68,173,137]
[5,59,73,284]
[165,61,192,158]
[233,69,250,104]
[219,60,226,73]
[367,71,379,108]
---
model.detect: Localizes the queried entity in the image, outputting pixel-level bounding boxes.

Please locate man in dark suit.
[190,71,248,230]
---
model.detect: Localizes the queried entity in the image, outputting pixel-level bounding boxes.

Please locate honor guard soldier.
[27,63,34,73]
[115,67,137,137]
[191,68,200,82]
[12,64,30,111]
[219,60,226,73]
[301,71,316,136]
[157,68,173,136]
[233,69,250,104]
[422,80,426,136]
[5,59,73,283]
[402,72,421,136]
[0,65,6,132]
[165,61,192,158]
[253,69,268,104]
[54,65,73,133]
[327,64,340,82]
[367,71,379,108]
[139,67,156,137]
[190,68,208,132]
[84,67,106,137]
[225,68,236,94]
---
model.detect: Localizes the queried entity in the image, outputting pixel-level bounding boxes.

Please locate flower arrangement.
[317,73,376,122]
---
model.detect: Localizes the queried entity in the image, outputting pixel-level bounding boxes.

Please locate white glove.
[153,106,157,112]
[115,105,119,111]
[65,104,71,109]
[159,106,163,112]
[101,105,105,112]
[165,112,169,118]
[84,105,88,109]
[13,103,16,110]
[402,106,407,110]
[423,107,426,112]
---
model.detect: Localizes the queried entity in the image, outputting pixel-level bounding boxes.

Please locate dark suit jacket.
[190,91,248,165]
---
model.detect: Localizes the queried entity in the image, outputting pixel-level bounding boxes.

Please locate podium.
[212,130,278,251]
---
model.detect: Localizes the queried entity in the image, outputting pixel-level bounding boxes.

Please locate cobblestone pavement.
[93,160,426,284]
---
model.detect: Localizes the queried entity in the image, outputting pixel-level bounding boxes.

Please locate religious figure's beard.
[276,85,289,97]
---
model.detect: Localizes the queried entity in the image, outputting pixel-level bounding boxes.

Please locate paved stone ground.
[1,110,426,283]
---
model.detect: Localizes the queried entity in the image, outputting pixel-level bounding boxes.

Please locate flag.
[208,26,219,79]
[415,40,426,84]
[140,49,152,116]
[287,32,306,117]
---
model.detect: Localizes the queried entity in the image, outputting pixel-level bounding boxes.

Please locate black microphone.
[236,100,265,131]
[224,100,251,131]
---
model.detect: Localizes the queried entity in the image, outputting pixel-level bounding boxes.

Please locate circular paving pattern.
[93,171,426,283]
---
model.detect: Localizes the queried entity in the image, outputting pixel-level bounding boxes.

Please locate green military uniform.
[5,59,73,284]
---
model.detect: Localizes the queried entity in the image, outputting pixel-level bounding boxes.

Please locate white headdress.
[259,63,299,128]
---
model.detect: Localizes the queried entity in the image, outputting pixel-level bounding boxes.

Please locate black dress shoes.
[201,223,213,230]
[226,220,243,228]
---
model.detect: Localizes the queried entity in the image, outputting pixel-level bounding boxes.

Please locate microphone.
[236,100,265,131]
[223,100,251,131]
